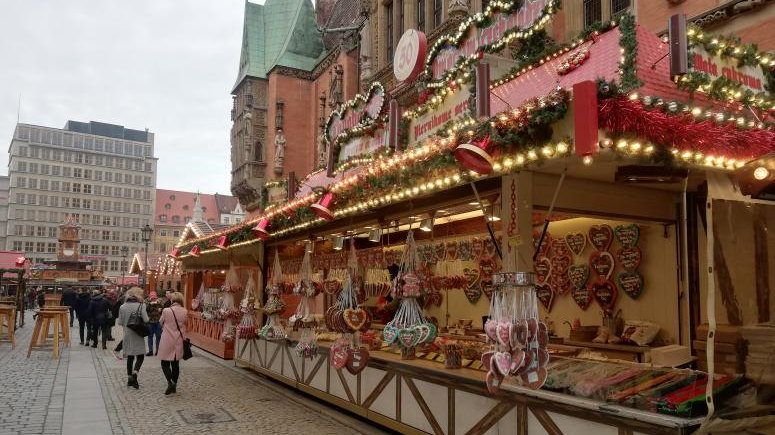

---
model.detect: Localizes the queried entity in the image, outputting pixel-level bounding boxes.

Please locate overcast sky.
[0,0,253,194]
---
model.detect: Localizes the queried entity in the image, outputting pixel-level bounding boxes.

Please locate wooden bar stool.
[27,311,65,358]
[41,307,70,346]
[0,304,16,349]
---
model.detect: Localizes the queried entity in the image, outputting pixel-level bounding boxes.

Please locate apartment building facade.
[6,120,157,276]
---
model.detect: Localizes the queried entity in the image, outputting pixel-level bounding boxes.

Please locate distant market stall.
[175,4,775,434]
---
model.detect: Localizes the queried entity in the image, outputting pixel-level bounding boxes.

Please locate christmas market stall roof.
[0,251,30,279]
[176,19,775,260]
[130,253,166,274]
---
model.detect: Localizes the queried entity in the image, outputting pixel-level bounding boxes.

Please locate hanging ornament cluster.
[382,231,437,358]
[327,243,371,373]
[219,266,243,342]
[614,224,644,300]
[259,252,287,341]
[587,224,618,310]
[483,272,550,394]
[556,48,590,75]
[236,274,259,339]
[292,246,319,359]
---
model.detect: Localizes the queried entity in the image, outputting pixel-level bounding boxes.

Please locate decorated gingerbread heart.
[486,369,503,394]
[496,322,511,347]
[434,243,446,263]
[322,280,340,295]
[481,350,494,372]
[564,232,586,256]
[458,240,472,261]
[422,244,435,264]
[383,324,399,345]
[571,286,592,310]
[549,272,572,295]
[616,247,642,271]
[398,328,419,348]
[343,308,367,331]
[445,241,458,261]
[568,264,590,290]
[590,278,618,309]
[483,238,497,259]
[588,224,613,252]
[463,268,482,303]
[346,347,370,375]
[414,323,431,344]
[550,254,571,274]
[331,345,350,370]
[549,238,570,258]
[484,319,498,342]
[493,351,513,377]
[535,283,555,312]
[614,224,640,248]
[472,238,484,260]
[481,279,495,301]
[589,251,615,279]
[617,271,644,299]
[532,230,551,257]
[533,257,551,283]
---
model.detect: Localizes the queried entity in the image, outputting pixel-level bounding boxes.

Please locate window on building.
[102,231,110,240]
[224,217,230,224]
[105,172,112,182]
[25,225,34,236]
[47,243,56,254]
[12,241,22,251]
[16,193,25,204]
[26,209,35,220]
[143,190,150,200]
[417,0,425,31]
[73,168,82,178]
[172,215,180,224]
[16,177,26,188]
[172,230,180,237]
[40,179,48,190]
[84,169,92,179]
[48,227,57,238]
[63,167,71,177]
[36,226,45,237]
[611,0,631,15]
[131,233,139,242]
[72,183,81,193]
[29,178,38,189]
[35,242,45,253]
[41,164,50,175]
[13,225,23,236]
[584,0,602,28]
[160,229,167,236]
[184,216,191,223]
[83,199,91,209]
[100,245,109,255]
[132,204,140,214]
[14,209,23,220]
[386,2,394,60]
[433,0,442,27]
[75,153,84,164]
[17,161,27,172]
[24,242,33,252]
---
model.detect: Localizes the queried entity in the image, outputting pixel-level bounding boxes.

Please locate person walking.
[158,292,188,395]
[105,290,119,341]
[73,288,91,345]
[87,289,111,349]
[60,287,77,327]
[117,287,149,389]
[145,292,163,356]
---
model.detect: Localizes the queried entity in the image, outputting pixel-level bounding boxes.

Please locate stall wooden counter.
[235,335,702,435]
[186,311,234,359]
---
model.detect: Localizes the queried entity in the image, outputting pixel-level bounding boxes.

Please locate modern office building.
[0,175,10,250]
[6,120,157,276]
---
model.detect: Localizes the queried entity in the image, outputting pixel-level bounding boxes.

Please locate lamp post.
[140,224,153,291]
[120,246,129,291]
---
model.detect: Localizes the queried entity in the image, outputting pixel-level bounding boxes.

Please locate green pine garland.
[618,13,642,93]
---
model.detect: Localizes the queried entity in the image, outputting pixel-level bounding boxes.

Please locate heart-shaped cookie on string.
[549,238,570,258]
[588,224,613,252]
[550,254,571,275]
[458,240,472,261]
[564,232,586,256]
[472,238,484,260]
[343,308,367,331]
[616,247,642,271]
[589,251,615,279]
[617,271,644,299]
[481,279,495,300]
[346,347,370,375]
[398,328,420,348]
[533,230,552,257]
[483,238,497,259]
[331,345,350,370]
[571,286,593,310]
[445,241,459,261]
[549,273,572,295]
[533,257,552,283]
[434,243,446,263]
[535,283,555,312]
[590,278,618,309]
[383,324,399,345]
[614,224,640,248]
[568,264,590,290]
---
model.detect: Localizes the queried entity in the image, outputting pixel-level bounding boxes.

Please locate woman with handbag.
[117,287,149,389]
[158,291,190,395]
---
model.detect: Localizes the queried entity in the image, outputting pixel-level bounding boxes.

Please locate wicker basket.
[569,326,600,342]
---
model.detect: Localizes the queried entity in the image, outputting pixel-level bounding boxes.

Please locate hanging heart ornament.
[614,224,640,248]
[590,278,618,309]
[588,224,613,252]
[564,232,586,256]
[533,257,552,283]
[535,283,555,312]
[571,285,593,310]
[343,308,367,331]
[331,345,350,370]
[346,347,370,375]
[617,271,644,299]
[616,247,642,271]
[568,264,590,290]
[549,238,570,258]
[589,251,615,279]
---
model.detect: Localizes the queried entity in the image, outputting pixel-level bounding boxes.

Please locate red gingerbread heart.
[550,254,571,274]
[532,230,551,256]
[331,345,350,370]
[564,232,586,256]
[343,308,367,331]
[533,257,551,283]
[590,278,618,309]
[616,247,642,271]
[535,283,555,312]
[589,251,615,279]
[549,238,570,258]
[346,347,370,375]
[588,224,613,252]
[572,286,592,310]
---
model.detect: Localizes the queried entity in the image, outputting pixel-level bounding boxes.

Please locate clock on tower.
[58,215,81,262]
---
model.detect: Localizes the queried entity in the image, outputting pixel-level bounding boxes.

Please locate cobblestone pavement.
[0,312,387,435]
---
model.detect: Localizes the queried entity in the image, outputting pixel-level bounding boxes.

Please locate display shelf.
[562,340,652,362]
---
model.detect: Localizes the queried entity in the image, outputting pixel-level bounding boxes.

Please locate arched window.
[254,141,263,162]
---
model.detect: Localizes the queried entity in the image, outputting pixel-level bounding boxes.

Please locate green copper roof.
[233,0,325,91]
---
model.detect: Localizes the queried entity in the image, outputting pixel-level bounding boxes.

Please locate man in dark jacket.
[73,288,92,345]
[87,290,111,349]
[60,287,77,327]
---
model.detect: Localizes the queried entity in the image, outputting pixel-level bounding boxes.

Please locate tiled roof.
[0,251,29,278]
[322,0,364,50]
[214,193,239,214]
[155,189,220,226]
[233,0,325,90]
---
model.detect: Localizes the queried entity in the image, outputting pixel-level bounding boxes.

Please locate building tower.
[58,215,81,262]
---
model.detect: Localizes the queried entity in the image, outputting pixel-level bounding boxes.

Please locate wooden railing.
[186,311,234,359]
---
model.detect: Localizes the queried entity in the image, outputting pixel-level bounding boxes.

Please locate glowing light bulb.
[582,155,593,166]
[754,166,770,180]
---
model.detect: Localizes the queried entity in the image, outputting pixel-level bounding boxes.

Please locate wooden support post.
[753,204,770,323]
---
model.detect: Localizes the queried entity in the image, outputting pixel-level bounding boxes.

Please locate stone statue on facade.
[274,127,286,174]
[329,65,344,109]
[317,135,329,168]
[448,0,469,17]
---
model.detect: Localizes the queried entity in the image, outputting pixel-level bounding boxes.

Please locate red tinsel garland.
[598,97,775,160]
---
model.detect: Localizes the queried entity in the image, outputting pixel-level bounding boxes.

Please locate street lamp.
[120,246,129,291]
[140,224,153,291]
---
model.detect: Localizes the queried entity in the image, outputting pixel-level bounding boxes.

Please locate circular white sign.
[393,29,427,83]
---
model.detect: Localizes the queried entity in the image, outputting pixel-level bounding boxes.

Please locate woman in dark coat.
[73,288,92,345]
[87,290,111,349]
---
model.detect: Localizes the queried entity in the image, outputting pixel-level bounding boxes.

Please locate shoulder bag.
[170,308,193,360]
[127,303,149,337]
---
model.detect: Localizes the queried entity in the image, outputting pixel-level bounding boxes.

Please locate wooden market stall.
[175,4,775,434]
